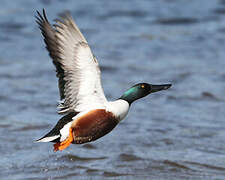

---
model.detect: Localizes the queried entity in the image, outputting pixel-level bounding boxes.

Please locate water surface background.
[1,0,225,179]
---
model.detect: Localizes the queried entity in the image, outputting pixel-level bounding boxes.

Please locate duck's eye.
[141,84,145,88]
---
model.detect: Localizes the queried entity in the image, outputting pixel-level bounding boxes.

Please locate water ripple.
[119,153,143,161]
[60,154,107,162]
[155,17,199,25]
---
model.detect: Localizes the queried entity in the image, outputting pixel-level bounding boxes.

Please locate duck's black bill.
[150,84,172,93]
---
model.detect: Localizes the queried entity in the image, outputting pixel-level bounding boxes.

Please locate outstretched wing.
[36,9,107,114]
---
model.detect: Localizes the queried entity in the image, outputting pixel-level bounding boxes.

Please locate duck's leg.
[54,128,74,152]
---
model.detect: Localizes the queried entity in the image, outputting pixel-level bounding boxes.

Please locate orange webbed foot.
[53,128,74,152]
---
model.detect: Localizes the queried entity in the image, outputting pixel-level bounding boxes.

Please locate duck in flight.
[35,9,172,152]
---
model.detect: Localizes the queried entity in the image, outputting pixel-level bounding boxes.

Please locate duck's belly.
[71,109,118,144]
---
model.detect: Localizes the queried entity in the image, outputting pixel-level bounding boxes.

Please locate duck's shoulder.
[105,99,130,121]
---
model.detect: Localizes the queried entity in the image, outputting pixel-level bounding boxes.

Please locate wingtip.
[35,138,42,143]
[35,8,49,22]
[36,8,45,14]
[36,135,60,143]
[35,137,45,143]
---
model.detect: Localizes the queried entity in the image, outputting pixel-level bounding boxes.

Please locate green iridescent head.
[120,83,171,105]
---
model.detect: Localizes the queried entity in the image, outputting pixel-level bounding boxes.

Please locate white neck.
[106,99,129,122]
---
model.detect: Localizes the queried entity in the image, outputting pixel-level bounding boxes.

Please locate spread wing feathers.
[36,9,107,114]
[36,10,66,100]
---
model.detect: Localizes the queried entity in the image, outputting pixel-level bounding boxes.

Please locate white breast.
[106,99,129,122]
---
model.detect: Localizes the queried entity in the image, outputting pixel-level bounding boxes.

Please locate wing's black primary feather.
[36,9,66,100]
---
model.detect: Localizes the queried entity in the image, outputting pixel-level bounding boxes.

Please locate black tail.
[36,112,78,142]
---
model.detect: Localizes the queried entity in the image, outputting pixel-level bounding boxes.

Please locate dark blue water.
[1,0,225,179]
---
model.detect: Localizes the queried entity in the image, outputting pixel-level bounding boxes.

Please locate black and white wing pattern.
[36,9,107,114]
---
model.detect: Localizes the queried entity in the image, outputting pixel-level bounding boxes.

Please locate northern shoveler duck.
[35,9,172,152]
